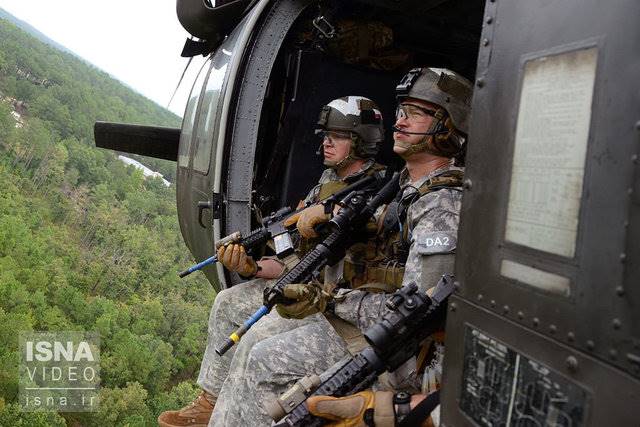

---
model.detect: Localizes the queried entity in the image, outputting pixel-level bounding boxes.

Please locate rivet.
[610,349,618,359]
[485,16,493,24]
[613,318,622,330]
[533,318,539,327]
[635,120,640,131]
[517,311,524,320]
[482,38,490,47]
[632,154,639,164]
[450,302,457,312]
[503,305,510,314]
[463,179,473,190]
[549,324,557,334]
[476,77,485,88]
[628,188,634,196]
[587,340,595,350]
[620,253,627,263]
[490,300,496,308]
[567,332,575,342]
[616,286,625,296]
[477,293,484,301]
[565,356,578,372]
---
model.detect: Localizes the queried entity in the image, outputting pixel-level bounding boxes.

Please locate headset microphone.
[315,143,323,156]
[392,126,448,136]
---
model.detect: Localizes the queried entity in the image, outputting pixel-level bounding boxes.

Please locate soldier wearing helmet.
[294,95,386,239]
[158,96,384,427]
[210,68,472,427]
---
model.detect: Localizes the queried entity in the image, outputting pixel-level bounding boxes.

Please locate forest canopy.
[0,17,215,426]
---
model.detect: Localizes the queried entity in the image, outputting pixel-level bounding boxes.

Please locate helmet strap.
[398,109,457,158]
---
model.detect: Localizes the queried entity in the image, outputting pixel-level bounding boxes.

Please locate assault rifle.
[178,174,380,278]
[268,274,456,427]
[215,173,401,356]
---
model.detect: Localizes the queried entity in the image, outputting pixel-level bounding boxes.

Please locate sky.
[0,0,208,117]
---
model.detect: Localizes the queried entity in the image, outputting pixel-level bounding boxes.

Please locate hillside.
[0,15,214,426]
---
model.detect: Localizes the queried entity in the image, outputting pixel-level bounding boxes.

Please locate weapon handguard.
[179,174,382,278]
[272,274,456,427]
[216,173,401,355]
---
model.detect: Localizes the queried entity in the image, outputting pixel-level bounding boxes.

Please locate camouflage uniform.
[303,159,378,205]
[195,161,380,414]
[210,164,463,426]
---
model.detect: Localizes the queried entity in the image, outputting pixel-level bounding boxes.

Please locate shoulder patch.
[415,231,457,255]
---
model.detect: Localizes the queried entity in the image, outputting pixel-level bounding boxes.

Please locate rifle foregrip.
[240,227,271,250]
[277,348,384,427]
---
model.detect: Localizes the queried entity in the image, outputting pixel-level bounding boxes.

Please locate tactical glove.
[297,204,331,239]
[306,391,395,427]
[217,243,258,278]
[283,211,302,228]
[275,283,332,319]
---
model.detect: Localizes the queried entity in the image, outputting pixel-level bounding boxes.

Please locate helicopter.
[94,0,640,425]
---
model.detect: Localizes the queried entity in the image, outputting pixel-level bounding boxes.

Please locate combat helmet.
[316,96,384,159]
[395,67,472,158]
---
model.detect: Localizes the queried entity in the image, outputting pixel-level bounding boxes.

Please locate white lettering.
[54,341,74,361]
[26,341,33,362]
[26,366,37,381]
[74,342,94,362]
[83,366,96,382]
[443,237,449,245]
[35,342,52,362]
[51,367,62,381]
[68,366,77,381]
[434,237,443,245]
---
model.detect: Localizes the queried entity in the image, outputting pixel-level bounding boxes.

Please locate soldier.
[208,67,472,427]
[157,95,385,427]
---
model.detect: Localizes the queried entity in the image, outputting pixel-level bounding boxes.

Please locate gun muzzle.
[215,231,243,249]
[178,255,218,278]
[216,305,269,356]
[265,374,321,421]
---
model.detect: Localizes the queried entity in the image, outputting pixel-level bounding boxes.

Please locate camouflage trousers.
[208,304,425,427]
[196,279,315,398]
[209,313,350,427]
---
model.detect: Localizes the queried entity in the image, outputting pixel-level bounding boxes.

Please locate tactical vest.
[343,169,464,292]
[297,163,386,256]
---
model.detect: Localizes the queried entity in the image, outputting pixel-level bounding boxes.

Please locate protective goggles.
[316,130,354,143]
[395,103,439,122]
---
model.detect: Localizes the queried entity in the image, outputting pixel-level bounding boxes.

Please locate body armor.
[343,169,464,291]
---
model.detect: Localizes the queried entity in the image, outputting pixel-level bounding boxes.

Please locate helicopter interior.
[245,0,486,218]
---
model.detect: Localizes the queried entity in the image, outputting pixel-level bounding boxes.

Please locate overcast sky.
[0,0,207,117]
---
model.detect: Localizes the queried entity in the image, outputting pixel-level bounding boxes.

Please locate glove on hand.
[297,204,331,239]
[217,243,258,277]
[275,283,332,319]
[283,211,302,228]
[306,391,395,427]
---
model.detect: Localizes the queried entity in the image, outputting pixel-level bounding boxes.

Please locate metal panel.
[454,0,640,380]
[442,298,640,426]
[223,0,314,286]
[93,122,180,162]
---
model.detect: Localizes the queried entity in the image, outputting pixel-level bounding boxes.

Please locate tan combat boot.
[157,390,216,427]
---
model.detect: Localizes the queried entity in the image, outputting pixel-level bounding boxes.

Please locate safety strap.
[417,169,464,196]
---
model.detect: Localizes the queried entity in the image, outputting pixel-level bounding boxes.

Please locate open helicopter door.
[442,0,640,425]
[175,1,271,291]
